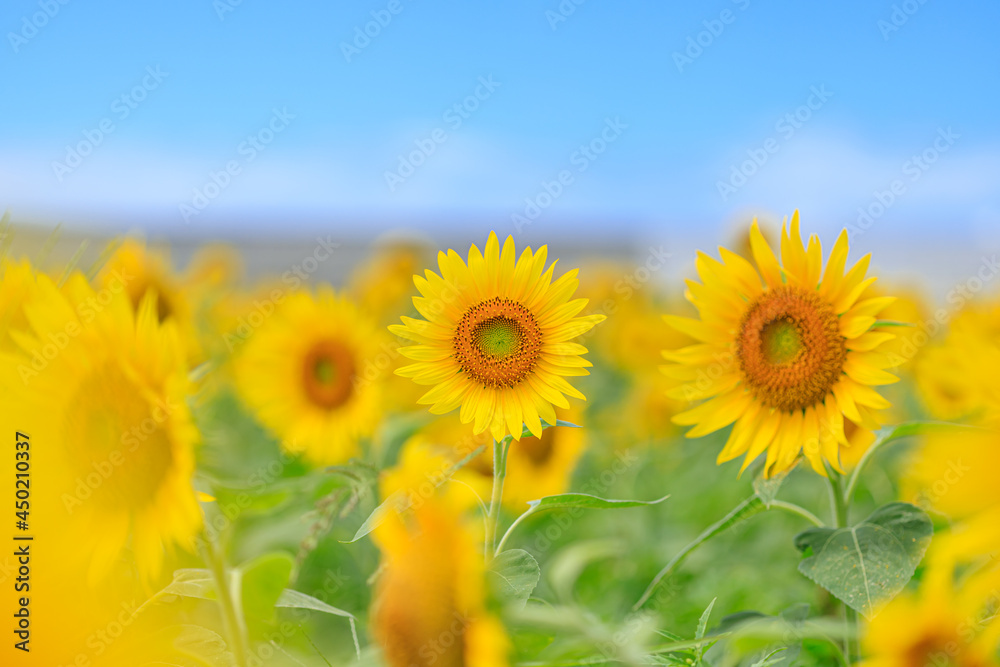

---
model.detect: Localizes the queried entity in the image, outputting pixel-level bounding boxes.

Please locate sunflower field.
[1,210,998,667]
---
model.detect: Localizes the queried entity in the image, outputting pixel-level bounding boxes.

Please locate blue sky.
[1,0,998,244]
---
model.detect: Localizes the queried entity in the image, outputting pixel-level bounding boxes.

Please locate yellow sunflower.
[915,298,1000,423]
[662,212,898,477]
[391,231,605,442]
[0,257,37,351]
[3,270,202,582]
[862,563,1000,667]
[236,286,386,465]
[98,238,205,364]
[373,447,509,667]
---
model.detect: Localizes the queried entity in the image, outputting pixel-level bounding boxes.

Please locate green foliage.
[489,548,541,609]
[794,502,933,618]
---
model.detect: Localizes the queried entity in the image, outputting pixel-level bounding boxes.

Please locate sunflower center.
[63,362,174,511]
[454,297,542,388]
[761,318,803,364]
[302,339,356,410]
[736,285,846,412]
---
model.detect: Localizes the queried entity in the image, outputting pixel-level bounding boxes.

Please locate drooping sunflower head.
[6,271,202,582]
[236,286,387,465]
[391,232,605,442]
[663,211,898,477]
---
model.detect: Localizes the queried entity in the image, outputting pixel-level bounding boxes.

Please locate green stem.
[768,500,825,527]
[199,539,248,667]
[485,438,509,559]
[826,469,858,665]
[496,505,535,556]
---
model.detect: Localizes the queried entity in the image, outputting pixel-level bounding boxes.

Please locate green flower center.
[473,317,521,358]
[761,318,803,365]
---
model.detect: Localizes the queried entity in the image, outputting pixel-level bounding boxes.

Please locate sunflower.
[236,286,386,465]
[862,563,1000,667]
[391,231,605,442]
[349,236,430,325]
[98,238,205,364]
[3,271,201,582]
[0,257,37,351]
[662,212,898,477]
[915,299,1000,423]
[372,447,509,667]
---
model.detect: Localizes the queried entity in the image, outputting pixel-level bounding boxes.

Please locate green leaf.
[238,552,294,623]
[794,502,933,618]
[527,493,669,511]
[275,588,355,618]
[872,320,915,328]
[695,597,717,659]
[158,569,216,601]
[488,549,540,609]
[750,648,788,667]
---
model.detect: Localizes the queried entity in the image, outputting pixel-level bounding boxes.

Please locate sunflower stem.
[486,437,510,560]
[826,468,859,665]
[199,538,249,667]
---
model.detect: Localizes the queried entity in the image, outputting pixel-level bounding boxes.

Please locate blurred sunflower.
[391,231,605,442]
[6,271,201,582]
[349,236,430,325]
[0,257,36,351]
[904,426,1000,566]
[915,299,1000,423]
[663,212,898,477]
[373,448,509,667]
[98,239,204,364]
[236,286,386,465]
[862,563,1000,667]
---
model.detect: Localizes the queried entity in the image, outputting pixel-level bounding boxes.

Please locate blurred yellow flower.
[0,257,36,351]
[236,286,386,464]
[6,271,201,582]
[862,564,1000,667]
[349,236,430,325]
[98,239,206,364]
[373,448,509,667]
[391,231,605,442]
[663,212,898,477]
[916,299,1000,423]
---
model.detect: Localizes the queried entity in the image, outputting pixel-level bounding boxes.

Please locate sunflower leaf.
[526,493,669,511]
[794,502,932,619]
[488,548,540,610]
[239,552,294,623]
